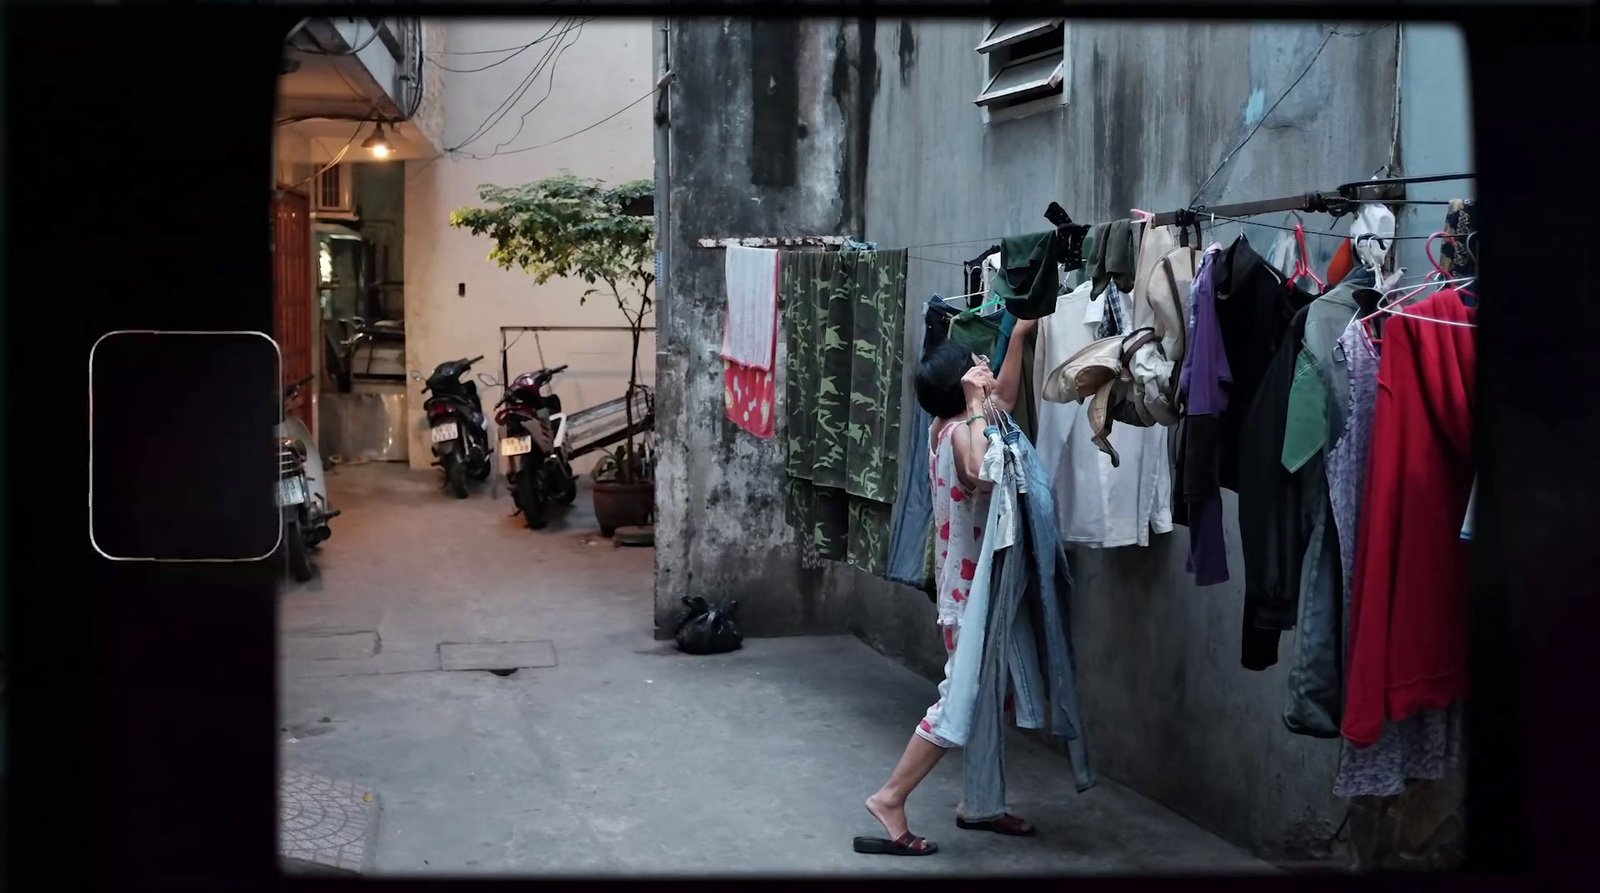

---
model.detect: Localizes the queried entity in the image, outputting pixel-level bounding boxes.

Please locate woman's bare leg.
[866,733,948,840]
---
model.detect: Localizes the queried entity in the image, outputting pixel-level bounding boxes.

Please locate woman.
[856,317,1036,856]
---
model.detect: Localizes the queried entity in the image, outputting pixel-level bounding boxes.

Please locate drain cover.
[282,632,378,661]
[438,640,557,672]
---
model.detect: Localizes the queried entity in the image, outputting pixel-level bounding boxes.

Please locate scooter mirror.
[409,370,423,381]
[478,372,501,388]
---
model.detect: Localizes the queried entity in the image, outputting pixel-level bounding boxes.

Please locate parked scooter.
[277,376,339,582]
[411,357,492,498]
[478,366,578,530]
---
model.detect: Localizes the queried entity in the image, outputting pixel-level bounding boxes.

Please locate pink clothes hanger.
[1288,223,1325,292]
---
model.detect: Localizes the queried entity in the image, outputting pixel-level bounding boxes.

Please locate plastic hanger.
[1423,231,1455,277]
[1288,223,1326,292]
[1360,273,1477,329]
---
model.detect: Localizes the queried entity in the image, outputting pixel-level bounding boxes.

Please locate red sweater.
[1342,289,1476,748]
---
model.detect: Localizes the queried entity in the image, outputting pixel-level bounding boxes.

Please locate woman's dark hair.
[915,338,976,420]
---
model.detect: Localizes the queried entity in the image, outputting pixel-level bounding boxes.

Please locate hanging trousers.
[960,428,1097,821]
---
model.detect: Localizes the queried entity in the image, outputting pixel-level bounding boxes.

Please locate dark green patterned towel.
[781,248,908,576]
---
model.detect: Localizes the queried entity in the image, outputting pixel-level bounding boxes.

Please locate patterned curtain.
[781,248,908,576]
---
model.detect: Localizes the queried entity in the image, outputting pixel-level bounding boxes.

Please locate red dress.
[1342,289,1476,748]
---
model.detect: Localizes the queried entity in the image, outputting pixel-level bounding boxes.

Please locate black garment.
[1235,305,1312,671]
[1211,235,1318,493]
[924,293,961,353]
[991,230,1063,320]
[963,246,1001,298]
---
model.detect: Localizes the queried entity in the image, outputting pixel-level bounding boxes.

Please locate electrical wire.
[425,17,596,70]
[292,122,367,189]
[444,17,572,151]
[486,19,585,155]
[446,17,580,153]
[463,86,656,158]
[1329,23,1397,38]
[1189,26,1338,208]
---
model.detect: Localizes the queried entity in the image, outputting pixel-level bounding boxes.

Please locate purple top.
[1183,245,1230,587]
[1182,246,1230,414]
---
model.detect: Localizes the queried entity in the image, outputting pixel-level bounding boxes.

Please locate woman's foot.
[866,792,910,841]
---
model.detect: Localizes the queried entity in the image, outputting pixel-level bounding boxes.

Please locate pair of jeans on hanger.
[928,417,1095,820]
[887,295,963,591]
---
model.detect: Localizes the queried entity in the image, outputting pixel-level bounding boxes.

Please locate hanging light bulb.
[361,122,393,159]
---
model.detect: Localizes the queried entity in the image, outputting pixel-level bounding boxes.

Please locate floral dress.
[915,419,991,747]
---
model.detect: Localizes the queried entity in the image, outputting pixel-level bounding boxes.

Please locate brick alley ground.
[278,461,1272,877]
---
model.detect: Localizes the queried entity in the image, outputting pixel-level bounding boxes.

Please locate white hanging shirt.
[1035,282,1172,548]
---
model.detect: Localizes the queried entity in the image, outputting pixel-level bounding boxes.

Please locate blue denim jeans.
[887,296,963,590]
[886,402,933,589]
[931,421,1096,819]
[1283,453,1343,738]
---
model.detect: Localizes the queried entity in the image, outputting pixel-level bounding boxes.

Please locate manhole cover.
[282,632,378,661]
[438,640,557,672]
[279,770,377,875]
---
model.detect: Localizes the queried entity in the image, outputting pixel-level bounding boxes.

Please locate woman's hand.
[960,360,996,407]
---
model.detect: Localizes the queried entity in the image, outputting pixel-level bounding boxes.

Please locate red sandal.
[853,831,940,855]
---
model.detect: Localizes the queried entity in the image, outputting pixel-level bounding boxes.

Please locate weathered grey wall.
[1395,23,1475,274]
[853,20,1409,859]
[656,15,1473,861]
[654,20,875,639]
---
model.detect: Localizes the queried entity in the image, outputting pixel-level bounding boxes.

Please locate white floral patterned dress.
[915,419,992,748]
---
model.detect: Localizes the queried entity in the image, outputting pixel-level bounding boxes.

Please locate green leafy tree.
[450,174,654,484]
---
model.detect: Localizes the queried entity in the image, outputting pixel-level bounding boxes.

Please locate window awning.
[975,54,1065,107]
[975,19,1065,54]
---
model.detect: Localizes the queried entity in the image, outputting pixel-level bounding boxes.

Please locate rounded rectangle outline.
[89,329,285,563]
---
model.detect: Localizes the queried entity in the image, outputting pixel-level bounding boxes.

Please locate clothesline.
[908,214,1447,268]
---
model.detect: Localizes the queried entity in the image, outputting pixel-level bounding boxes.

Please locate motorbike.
[412,356,493,498]
[479,365,578,530]
[277,376,339,582]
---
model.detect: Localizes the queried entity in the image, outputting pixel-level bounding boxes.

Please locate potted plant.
[450,174,655,537]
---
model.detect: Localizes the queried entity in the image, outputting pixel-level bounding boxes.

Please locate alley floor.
[279,461,1271,877]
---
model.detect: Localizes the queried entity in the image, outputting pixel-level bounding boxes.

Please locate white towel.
[721,245,780,370]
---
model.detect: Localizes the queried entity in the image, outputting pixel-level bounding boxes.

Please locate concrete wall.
[1394,23,1475,273]
[654,19,872,639]
[856,19,1398,859]
[404,17,655,473]
[852,20,1471,860]
[654,16,1472,860]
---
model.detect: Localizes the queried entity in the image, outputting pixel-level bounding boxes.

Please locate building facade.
[654,17,1473,861]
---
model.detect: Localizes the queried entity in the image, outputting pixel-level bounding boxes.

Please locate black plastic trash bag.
[674,596,744,655]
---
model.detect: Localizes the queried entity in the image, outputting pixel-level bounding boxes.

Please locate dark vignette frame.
[3,1,1595,889]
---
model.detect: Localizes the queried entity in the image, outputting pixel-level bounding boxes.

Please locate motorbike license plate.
[431,422,459,443]
[277,475,307,507]
[500,435,533,457]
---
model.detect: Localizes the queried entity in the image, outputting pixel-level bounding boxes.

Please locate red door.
[271,190,315,433]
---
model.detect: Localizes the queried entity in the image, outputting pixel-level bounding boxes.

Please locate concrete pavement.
[278,461,1271,876]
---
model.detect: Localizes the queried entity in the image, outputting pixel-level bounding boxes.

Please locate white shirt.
[1035,283,1173,548]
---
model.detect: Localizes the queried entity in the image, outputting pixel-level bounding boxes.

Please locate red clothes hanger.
[1288,223,1326,293]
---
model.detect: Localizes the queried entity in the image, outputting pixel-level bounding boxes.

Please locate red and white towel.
[721,245,780,439]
